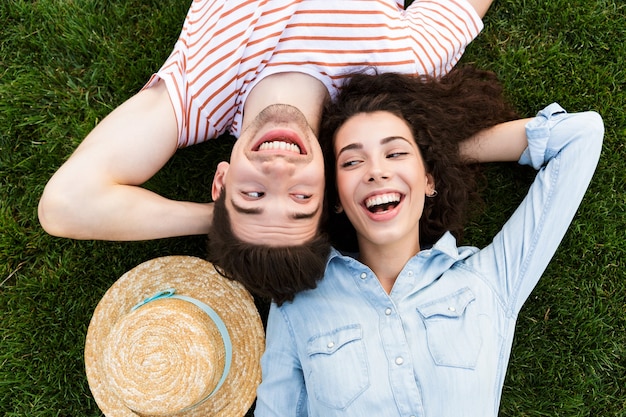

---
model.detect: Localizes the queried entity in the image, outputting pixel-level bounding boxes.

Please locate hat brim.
[85,256,264,417]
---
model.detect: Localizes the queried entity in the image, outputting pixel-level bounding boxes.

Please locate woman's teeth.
[365,193,401,212]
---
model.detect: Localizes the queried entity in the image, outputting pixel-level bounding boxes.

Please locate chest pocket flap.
[307,325,362,356]
[417,286,476,319]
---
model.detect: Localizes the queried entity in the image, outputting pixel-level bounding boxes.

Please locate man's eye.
[244,191,265,198]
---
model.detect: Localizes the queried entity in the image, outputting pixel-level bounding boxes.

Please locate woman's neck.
[358,239,420,294]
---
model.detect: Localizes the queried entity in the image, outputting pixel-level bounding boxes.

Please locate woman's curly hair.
[319,65,519,251]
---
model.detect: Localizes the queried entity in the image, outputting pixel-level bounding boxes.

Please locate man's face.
[212,104,325,246]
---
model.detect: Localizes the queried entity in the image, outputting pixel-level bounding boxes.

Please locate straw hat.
[85,256,265,417]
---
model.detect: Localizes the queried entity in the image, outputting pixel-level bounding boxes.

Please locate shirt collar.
[327,232,476,296]
[328,231,465,263]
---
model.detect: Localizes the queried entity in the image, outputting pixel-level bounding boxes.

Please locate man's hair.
[320,65,519,252]
[206,188,331,305]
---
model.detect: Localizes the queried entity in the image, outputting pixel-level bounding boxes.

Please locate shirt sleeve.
[255,304,309,417]
[469,103,604,316]
[404,0,484,76]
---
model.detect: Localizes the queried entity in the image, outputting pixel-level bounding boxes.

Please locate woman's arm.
[470,103,604,314]
[459,118,533,163]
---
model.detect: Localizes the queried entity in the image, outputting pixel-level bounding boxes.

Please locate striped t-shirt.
[145,0,483,147]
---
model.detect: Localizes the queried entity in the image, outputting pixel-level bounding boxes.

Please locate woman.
[254,67,603,416]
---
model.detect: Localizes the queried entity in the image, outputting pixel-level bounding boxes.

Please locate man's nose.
[261,157,296,176]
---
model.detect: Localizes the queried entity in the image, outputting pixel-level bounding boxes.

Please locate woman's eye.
[293,194,311,200]
[340,159,360,168]
[388,152,409,159]
[244,191,265,198]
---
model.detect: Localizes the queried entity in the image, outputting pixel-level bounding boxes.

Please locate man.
[38,0,494,298]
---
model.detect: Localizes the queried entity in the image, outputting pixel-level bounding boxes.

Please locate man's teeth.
[259,140,301,153]
[365,193,401,209]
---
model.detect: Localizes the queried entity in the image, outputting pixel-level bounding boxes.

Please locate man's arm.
[464,0,494,18]
[38,80,213,241]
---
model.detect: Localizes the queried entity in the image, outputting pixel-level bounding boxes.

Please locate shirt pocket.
[306,324,370,410]
[416,287,482,369]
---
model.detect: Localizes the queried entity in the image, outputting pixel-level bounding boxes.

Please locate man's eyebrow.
[230,199,263,215]
[292,204,320,220]
[230,198,320,220]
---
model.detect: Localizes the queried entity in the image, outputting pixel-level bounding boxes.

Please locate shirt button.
[327,342,335,349]
[385,308,392,316]
[360,272,367,279]
[395,357,404,365]
[448,306,456,312]
[407,271,414,277]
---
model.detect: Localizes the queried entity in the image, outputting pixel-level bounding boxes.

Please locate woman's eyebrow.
[337,136,409,156]
[381,135,410,145]
[337,142,362,157]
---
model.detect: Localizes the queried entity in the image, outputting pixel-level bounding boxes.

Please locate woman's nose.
[366,164,389,183]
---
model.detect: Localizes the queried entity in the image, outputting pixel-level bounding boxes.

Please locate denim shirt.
[255,104,603,417]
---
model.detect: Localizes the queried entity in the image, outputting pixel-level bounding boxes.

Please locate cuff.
[519,103,567,169]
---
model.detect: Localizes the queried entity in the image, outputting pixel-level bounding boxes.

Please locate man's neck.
[242,72,329,135]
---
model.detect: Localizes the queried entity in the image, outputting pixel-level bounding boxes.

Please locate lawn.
[1,0,624,416]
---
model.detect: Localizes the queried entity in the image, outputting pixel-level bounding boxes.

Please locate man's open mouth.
[253,129,307,155]
[364,192,401,213]
[258,140,302,154]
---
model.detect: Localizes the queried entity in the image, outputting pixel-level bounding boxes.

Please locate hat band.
[132,289,233,410]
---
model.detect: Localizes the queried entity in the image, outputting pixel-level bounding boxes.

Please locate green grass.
[1,0,624,415]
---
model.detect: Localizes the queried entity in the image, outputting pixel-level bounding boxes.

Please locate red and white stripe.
[144,0,482,147]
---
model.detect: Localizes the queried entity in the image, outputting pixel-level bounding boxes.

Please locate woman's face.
[334,111,435,249]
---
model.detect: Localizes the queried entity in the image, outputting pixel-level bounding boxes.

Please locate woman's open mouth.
[364,192,401,213]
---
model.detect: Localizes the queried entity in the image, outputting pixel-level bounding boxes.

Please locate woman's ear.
[211,161,230,200]
[426,173,436,197]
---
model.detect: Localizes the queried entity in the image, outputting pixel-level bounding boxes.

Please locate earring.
[334,204,344,214]
[427,190,438,198]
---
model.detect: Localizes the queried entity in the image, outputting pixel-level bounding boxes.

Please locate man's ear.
[211,161,230,200]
